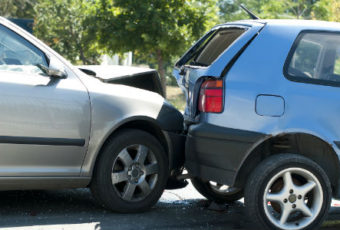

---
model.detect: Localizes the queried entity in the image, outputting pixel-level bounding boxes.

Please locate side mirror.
[37,57,68,79]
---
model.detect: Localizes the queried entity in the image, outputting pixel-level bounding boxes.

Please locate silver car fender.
[77,74,183,177]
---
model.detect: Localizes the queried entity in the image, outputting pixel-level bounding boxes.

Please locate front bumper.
[164,131,186,171]
[164,130,187,190]
[185,123,265,186]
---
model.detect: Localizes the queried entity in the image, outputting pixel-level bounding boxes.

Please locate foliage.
[5,0,340,86]
[33,0,101,64]
[218,0,264,22]
[89,0,219,95]
[0,0,37,18]
[312,0,340,21]
[263,0,319,19]
[218,0,320,21]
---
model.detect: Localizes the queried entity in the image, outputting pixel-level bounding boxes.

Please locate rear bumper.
[164,131,186,171]
[185,123,265,186]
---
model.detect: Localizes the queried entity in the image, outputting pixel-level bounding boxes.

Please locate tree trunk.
[79,45,88,65]
[156,49,167,98]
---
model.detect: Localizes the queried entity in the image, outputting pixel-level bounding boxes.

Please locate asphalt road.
[0,184,339,230]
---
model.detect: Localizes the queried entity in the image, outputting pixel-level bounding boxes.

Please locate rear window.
[285,32,340,85]
[181,28,245,67]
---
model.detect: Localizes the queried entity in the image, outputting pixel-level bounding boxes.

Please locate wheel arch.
[234,132,340,195]
[89,116,172,180]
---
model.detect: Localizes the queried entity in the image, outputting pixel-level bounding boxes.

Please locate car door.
[283,30,340,143]
[0,24,91,176]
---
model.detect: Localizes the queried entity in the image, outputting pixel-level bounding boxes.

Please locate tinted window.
[180,28,245,67]
[286,32,340,84]
[333,49,340,75]
[0,25,47,75]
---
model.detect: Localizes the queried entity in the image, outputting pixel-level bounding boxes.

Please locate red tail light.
[198,79,224,113]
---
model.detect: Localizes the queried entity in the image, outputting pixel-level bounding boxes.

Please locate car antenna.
[240,4,260,20]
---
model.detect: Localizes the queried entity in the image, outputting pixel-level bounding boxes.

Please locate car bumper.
[164,131,186,171]
[164,130,188,190]
[185,123,265,186]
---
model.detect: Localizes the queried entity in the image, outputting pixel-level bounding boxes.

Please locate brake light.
[198,79,223,113]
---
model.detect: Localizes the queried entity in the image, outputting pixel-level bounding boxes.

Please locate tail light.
[198,79,224,113]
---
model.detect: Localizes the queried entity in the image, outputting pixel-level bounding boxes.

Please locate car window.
[0,24,48,75]
[333,48,340,75]
[180,28,245,67]
[286,32,340,84]
[195,28,245,66]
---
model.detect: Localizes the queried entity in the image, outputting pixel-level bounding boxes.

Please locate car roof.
[217,19,340,32]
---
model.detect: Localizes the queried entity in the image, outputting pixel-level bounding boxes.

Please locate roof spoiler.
[240,4,260,20]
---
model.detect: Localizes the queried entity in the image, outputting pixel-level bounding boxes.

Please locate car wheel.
[191,177,243,203]
[90,129,168,213]
[245,154,331,230]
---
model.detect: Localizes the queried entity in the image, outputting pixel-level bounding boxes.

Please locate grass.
[166,86,186,112]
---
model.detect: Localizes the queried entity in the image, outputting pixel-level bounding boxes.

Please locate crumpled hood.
[74,66,183,132]
[80,72,165,106]
[77,65,156,82]
[77,65,164,97]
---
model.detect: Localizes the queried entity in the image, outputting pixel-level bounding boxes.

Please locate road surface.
[0,183,339,230]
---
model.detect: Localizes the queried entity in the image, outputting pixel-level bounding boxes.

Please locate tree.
[312,0,340,21]
[0,0,37,18]
[218,0,320,21]
[218,0,266,22]
[261,0,319,19]
[90,0,219,95]
[34,0,101,64]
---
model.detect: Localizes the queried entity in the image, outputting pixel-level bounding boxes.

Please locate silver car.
[0,17,185,213]
[175,19,340,229]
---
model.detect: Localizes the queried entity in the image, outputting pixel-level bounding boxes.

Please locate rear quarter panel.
[204,21,340,159]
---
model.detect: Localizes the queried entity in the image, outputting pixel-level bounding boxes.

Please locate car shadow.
[0,189,338,230]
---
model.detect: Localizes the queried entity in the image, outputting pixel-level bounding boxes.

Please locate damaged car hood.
[78,65,165,97]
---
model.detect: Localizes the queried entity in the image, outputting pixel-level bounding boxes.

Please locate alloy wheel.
[263,167,323,229]
[111,144,159,202]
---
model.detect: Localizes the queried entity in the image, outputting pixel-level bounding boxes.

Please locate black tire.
[245,154,332,230]
[191,177,243,203]
[90,129,169,213]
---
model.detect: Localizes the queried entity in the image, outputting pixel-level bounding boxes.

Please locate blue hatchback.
[175,19,340,230]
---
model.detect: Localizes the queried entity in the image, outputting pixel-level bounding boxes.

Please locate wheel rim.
[111,144,159,202]
[208,181,241,195]
[263,167,323,229]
